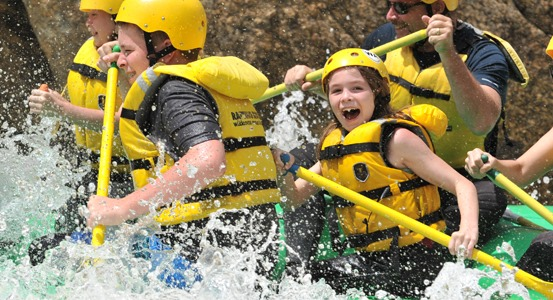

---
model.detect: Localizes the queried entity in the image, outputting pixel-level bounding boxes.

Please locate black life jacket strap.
[390,74,451,101]
[70,63,108,82]
[332,177,431,208]
[319,142,380,160]
[183,179,277,203]
[129,136,268,172]
[345,210,443,248]
[120,108,136,120]
[130,156,158,171]
[88,151,129,166]
[223,136,267,152]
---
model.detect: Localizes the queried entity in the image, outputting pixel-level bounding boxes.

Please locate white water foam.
[0,94,540,299]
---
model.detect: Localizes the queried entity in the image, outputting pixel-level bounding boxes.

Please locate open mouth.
[342,108,360,120]
[87,25,97,37]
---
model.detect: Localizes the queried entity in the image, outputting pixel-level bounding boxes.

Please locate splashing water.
[0,118,79,251]
[0,95,539,299]
[425,253,531,300]
[265,91,321,151]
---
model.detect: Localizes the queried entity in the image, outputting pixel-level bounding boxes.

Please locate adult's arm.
[426,15,506,135]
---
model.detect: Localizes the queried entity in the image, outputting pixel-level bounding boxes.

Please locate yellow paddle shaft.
[251,29,428,104]
[91,64,119,247]
[482,153,553,227]
[491,172,553,226]
[292,165,553,298]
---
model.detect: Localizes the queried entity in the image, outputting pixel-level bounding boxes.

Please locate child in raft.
[273,48,479,297]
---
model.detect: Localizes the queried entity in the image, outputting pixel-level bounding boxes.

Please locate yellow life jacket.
[385,47,484,169]
[66,38,129,171]
[119,57,281,225]
[320,105,446,252]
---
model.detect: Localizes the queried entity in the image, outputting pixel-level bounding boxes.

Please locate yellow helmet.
[116,0,207,51]
[322,48,389,93]
[421,0,458,11]
[547,36,553,59]
[80,0,124,14]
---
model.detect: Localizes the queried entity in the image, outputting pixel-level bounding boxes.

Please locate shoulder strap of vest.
[477,32,520,150]
[69,63,107,82]
[483,31,529,87]
[135,73,172,137]
[389,75,451,101]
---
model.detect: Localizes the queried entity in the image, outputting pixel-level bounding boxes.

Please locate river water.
[0,92,534,299]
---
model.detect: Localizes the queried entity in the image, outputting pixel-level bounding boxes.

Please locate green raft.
[477,205,552,300]
[314,204,553,299]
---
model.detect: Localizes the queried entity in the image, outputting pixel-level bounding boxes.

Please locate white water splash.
[424,258,531,300]
[0,94,544,299]
[265,91,321,151]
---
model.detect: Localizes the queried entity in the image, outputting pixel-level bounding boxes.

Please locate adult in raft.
[274,48,479,297]
[284,0,530,245]
[465,36,553,282]
[85,0,284,290]
[26,0,133,265]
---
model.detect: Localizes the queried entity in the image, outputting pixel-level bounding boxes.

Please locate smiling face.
[386,1,428,38]
[116,24,150,85]
[327,67,376,132]
[85,10,116,48]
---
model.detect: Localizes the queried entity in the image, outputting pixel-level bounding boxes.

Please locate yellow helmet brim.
[421,0,458,11]
[547,36,553,59]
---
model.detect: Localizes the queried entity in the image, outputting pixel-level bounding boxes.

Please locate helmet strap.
[143,31,177,67]
[144,31,158,66]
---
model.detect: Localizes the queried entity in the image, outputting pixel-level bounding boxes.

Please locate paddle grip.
[280,153,299,175]
[481,154,488,163]
[481,154,499,178]
[110,45,120,68]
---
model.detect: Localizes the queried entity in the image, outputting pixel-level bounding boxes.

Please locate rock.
[0,0,57,134]
[2,0,553,201]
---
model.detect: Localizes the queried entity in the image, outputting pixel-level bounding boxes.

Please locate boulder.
[2,0,552,200]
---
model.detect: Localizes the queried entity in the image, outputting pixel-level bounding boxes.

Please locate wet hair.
[318,66,407,157]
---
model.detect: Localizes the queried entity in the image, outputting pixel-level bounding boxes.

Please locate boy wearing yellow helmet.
[26,0,133,265]
[285,0,519,248]
[86,0,283,290]
[273,48,479,297]
[465,36,553,282]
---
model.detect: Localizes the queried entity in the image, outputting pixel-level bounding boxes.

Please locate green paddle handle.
[481,154,553,227]
[481,154,499,178]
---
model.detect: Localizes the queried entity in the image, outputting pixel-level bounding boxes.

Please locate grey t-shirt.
[136,76,222,161]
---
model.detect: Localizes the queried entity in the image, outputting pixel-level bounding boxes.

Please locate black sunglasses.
[387,1,426,15]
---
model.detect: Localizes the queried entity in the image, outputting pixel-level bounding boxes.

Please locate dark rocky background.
[1,0,552,202]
